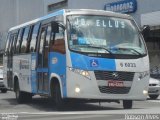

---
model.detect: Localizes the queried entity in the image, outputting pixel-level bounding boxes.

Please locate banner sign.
[104,0,137,13]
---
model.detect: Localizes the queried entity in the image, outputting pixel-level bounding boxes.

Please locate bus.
[3,9,150,109]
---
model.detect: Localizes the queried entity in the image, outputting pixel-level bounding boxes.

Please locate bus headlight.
[75,86,81,93]
[143,90,148,95]
[69,67,91,79]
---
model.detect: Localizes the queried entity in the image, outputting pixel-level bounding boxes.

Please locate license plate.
[108,80,124,87]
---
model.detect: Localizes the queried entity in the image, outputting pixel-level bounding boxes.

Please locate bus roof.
[9,9,64,31]
[9,9,132,32]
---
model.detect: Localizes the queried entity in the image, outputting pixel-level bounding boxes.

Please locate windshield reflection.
[67,15,147,56]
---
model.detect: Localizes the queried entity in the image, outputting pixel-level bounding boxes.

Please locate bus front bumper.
[66,71,149,101]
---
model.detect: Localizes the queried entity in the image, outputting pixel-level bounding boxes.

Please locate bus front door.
[37,25,51,94]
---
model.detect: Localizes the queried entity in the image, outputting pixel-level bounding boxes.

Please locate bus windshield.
[67,15,147,56]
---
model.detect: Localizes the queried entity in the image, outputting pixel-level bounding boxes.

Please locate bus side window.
[8,35,14,55]
[8,32,18,55]
[50,27,65,54]
[4,33,11,56]
[15,29,24,54]
[43,25,51,67]
[38,27,47,67]
[20,26,30,53]
[12,31,19,54]
[25,25,34,53]
[30,23,40,52]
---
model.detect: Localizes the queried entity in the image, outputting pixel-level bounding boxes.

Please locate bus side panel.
[13,54,32,92]
[49,52,66,97]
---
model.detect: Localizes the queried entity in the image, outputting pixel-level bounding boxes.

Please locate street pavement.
[0,91,160,120]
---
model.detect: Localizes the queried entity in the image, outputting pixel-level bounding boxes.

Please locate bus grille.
[94,71,134,94]
[99,86,130,94]
[94,70,134,81]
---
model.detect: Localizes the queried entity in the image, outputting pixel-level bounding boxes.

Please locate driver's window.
[50,27,65,54]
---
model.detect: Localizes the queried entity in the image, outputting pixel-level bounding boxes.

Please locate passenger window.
[8,35,14,54]
[15,29,24,54]
[45,26,51,48]
[20,27,30,53]
[38,27,47,67]
[43,25,51,67]
[30,23,40,52]
[7,33,18,55]
[12,31,19,54]
[4,33,11,55]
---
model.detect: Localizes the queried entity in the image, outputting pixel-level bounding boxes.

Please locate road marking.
[17,113,110,120]
[147,100,160,103]
[18,111,116,115]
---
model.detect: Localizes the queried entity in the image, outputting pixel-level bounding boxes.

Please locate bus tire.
[15,81,24,103]
[123,100,133,109]
[25,92,32,102]
[1,89,7,93]
[54,83,65,110]
[15,81,32,103]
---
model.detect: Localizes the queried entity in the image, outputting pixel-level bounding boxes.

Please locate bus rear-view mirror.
[141,25,150,40]
[51,22,59,33]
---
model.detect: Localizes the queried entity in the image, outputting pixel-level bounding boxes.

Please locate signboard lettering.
[74,18,126,29]
[104,0,137,13]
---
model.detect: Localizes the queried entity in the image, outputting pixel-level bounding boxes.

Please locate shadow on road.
[1,92,147,112]
[30,96,125,111]
[2,96,125,112]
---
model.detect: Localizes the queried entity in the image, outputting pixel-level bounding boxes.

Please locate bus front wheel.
[123,100,133,109]
[54,83,65,110]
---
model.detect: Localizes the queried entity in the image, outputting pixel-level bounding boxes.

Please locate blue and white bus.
[3,9,150,109]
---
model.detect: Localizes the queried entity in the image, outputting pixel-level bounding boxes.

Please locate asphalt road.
[0,91,160,120]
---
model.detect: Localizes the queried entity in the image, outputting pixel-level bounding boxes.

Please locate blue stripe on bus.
[70,52,116,71]
[49,52,67,97]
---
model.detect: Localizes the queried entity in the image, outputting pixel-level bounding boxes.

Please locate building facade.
[0,0,46,65]
[0,0,160,70]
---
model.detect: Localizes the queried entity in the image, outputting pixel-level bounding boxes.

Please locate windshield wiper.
[83,45,113,54]
[116,47,143,56]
